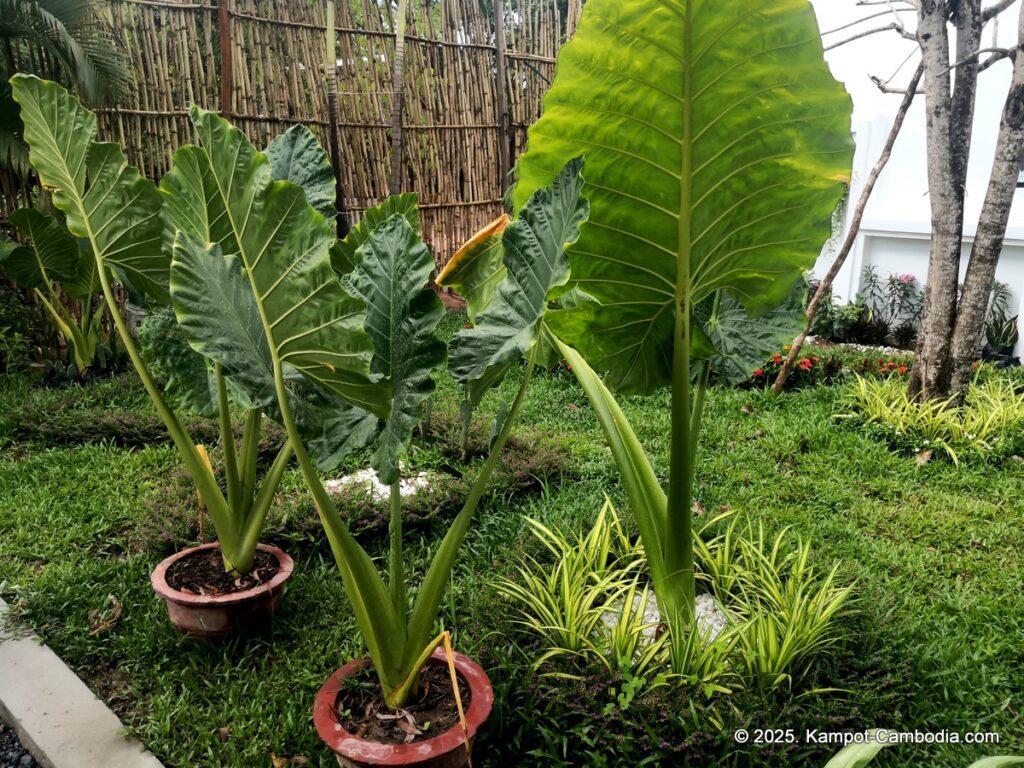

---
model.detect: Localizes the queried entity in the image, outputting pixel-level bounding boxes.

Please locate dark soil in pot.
[314,649,493,768]
[165,548,279,596]
[336,664,472,745]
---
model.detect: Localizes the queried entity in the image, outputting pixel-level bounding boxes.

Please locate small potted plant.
[984,312,1020,366]
[153,102,586,763]
[11,75,356,636]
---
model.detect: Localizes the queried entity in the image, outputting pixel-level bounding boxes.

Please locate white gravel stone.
[324,467,432,501]
[806,335,914,357]
[600,591,729,642]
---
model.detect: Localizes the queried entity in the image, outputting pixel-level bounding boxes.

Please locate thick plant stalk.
[772,63,923,395]
[216,364,241,519]
[93,260,230,547]
[387,0,409,196]
[389,478,405,614]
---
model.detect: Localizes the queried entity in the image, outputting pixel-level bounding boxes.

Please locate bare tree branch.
[771,62,926,395]
[948,46,1013,72]
[825,22,916,50]
[982,0,1016,22]
[980,48,1015,72]
[871,73,925,93]
[820,7,913,37]
[856,0,913,6]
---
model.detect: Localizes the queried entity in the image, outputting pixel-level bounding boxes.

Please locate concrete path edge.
[0,597,164,768]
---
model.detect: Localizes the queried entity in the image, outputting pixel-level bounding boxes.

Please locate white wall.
[811,1,1024,355]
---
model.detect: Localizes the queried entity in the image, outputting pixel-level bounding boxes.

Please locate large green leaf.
[63,242,101,301]
[169,234,371,467]
[435,213,510,321]
[517,0,853,394]
[331,193,420,275]
[170,106,389,418]
[449,157,588,403]
[10,75,169,302]
[139,305,220,418]
[160,144,238,258]
[704,291,805,386]
[348,213,446,484]
[266,125,336,222]
[3,208,78,289]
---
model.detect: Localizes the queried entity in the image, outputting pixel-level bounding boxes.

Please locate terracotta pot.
[150,542,294,637]
[313,648,494,768]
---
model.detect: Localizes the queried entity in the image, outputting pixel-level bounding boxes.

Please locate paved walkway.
[0,599,164,768]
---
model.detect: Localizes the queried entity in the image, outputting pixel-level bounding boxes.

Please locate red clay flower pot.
[313,648,494,768]
[150,542,294,637]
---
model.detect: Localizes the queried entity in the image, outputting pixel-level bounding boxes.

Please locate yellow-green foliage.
[496,503,853,696]
[843,375,1024,464]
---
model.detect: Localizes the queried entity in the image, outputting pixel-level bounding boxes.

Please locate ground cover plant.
[2,335,1023,767]
[841,374,1024,464]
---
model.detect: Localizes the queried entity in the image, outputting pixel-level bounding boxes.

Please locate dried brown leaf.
[88,595,122,636]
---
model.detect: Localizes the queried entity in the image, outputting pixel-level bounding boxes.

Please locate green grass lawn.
[1,322,1022,767]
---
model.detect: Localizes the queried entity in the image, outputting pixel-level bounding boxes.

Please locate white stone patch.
[324,467,432,501]
[806,335,914,356]
[600,591,729,642]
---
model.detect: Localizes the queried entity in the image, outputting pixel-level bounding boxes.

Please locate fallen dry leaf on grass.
[88,595,122,636]
[915,450,933,467]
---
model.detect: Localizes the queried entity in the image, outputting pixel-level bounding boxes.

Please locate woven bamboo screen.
[4,0,583,265]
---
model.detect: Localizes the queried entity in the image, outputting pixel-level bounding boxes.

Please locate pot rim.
[313,648,493,765]
[150,542,294,607]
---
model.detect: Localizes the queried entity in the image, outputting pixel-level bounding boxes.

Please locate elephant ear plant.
[0,207,106,375]
[159,100,588,735]
[513,0,854,649]
[8,75,360,633]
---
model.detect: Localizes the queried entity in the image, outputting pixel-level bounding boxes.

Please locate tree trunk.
[949,5,1024,400]
[908,0,979,400]
[772,64,923,394]
[387,0,409,196]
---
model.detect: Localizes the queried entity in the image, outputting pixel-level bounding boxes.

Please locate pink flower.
[898,273,916,284]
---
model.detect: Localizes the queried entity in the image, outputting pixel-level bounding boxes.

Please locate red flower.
[753,368,764,377]
[772,354,782,364]
[898,365,908,375]
[799,358,813,371]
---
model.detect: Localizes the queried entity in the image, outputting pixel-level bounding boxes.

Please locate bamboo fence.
[2,0,582,266]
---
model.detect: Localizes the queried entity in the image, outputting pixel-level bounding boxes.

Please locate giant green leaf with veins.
[10,75,170,303]
[331,193,420,275]
[348,214,446,485]
[2,208,79,289]
[515,0,854,394]
[266,124,337,221]
[170,106,389,418]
